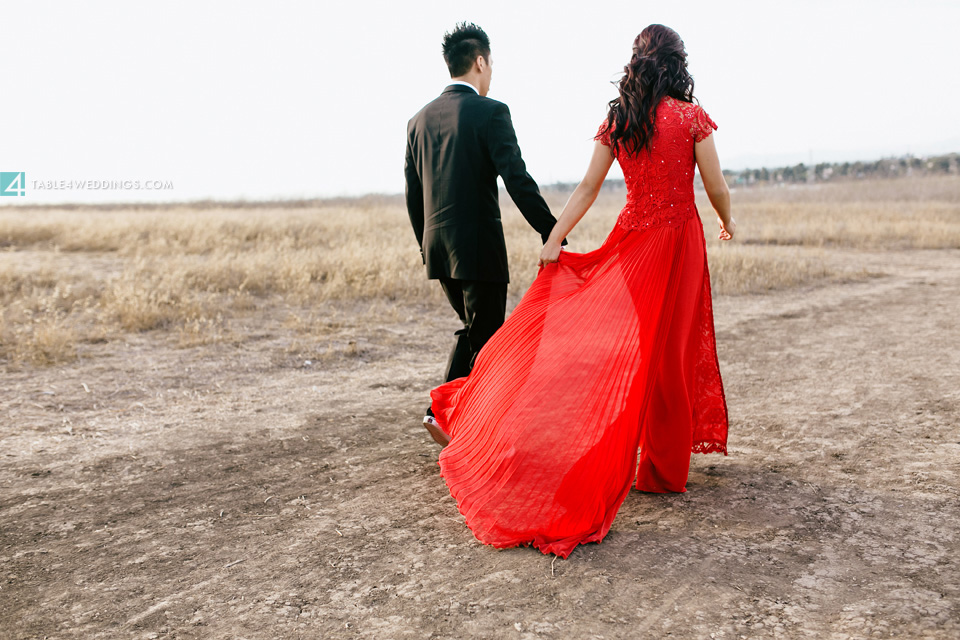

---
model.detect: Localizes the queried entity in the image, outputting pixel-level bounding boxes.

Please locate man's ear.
[476,55,486,73]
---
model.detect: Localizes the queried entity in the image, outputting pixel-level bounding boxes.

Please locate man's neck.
[449,78,479,94]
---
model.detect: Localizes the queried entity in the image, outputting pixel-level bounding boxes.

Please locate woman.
[428,24,735,559]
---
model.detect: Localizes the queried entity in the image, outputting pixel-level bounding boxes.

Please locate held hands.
[538,239,563,268]
[718,216,736,241]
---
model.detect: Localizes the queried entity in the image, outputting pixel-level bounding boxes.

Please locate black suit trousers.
[438,277,508,384]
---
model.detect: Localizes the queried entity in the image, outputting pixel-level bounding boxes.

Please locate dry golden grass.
[706,244,839,295]
[0,175,956,365]
[725,176,960,248]
[0,312,77,366]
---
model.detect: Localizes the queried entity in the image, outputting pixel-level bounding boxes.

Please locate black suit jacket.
[404,84,562,283]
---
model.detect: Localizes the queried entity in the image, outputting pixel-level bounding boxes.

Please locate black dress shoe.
[422,414,450,447]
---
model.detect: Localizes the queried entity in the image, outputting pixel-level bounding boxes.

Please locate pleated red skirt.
[430,214,729,558]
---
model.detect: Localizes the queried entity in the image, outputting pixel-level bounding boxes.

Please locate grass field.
[2,175,957,366]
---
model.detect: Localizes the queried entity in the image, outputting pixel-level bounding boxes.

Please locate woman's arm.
[538,141,616,266]
[694,134,735,241]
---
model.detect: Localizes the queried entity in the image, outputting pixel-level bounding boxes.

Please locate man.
[404,22,564,446]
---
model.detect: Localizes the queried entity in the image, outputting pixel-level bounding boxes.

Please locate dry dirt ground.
[2,247,959,639]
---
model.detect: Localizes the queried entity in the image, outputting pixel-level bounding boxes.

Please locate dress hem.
[436,463,595,559]
[692,441,728,455]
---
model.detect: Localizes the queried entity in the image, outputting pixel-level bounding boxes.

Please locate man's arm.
[404,130,425,264]
[486,103,565,245]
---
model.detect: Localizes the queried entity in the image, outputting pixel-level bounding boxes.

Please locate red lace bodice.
[596,97,717,232]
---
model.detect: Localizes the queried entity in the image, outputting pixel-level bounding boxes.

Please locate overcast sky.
[2,0,958,204]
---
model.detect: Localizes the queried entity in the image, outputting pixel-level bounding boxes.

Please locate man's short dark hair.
[442,22,491,77]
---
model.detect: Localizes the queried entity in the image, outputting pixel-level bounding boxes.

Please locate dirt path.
[2,248,958,639]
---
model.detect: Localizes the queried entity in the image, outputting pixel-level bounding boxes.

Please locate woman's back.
[596,97,717,232]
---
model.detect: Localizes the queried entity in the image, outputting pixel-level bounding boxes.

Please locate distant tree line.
[722,152,959,186]
[541,151,959,194]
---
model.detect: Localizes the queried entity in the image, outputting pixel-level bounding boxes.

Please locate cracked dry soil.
[1,248,959,639]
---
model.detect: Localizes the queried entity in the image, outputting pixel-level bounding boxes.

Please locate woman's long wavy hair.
[600,25,695,156]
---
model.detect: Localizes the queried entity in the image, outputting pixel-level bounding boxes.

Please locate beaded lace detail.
[692,249,729,455]
[596,97,717,233]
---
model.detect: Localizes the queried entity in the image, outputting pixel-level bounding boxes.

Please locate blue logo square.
[1,172,26,196]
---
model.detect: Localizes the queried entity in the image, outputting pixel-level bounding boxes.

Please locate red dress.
[430,96,729,559]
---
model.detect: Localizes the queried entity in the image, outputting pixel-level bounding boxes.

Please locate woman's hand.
[538,239,563,268]
[718,216,736,241]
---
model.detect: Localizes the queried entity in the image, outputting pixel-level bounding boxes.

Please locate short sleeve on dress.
[692,106,718,143]
[594,121,612,147]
